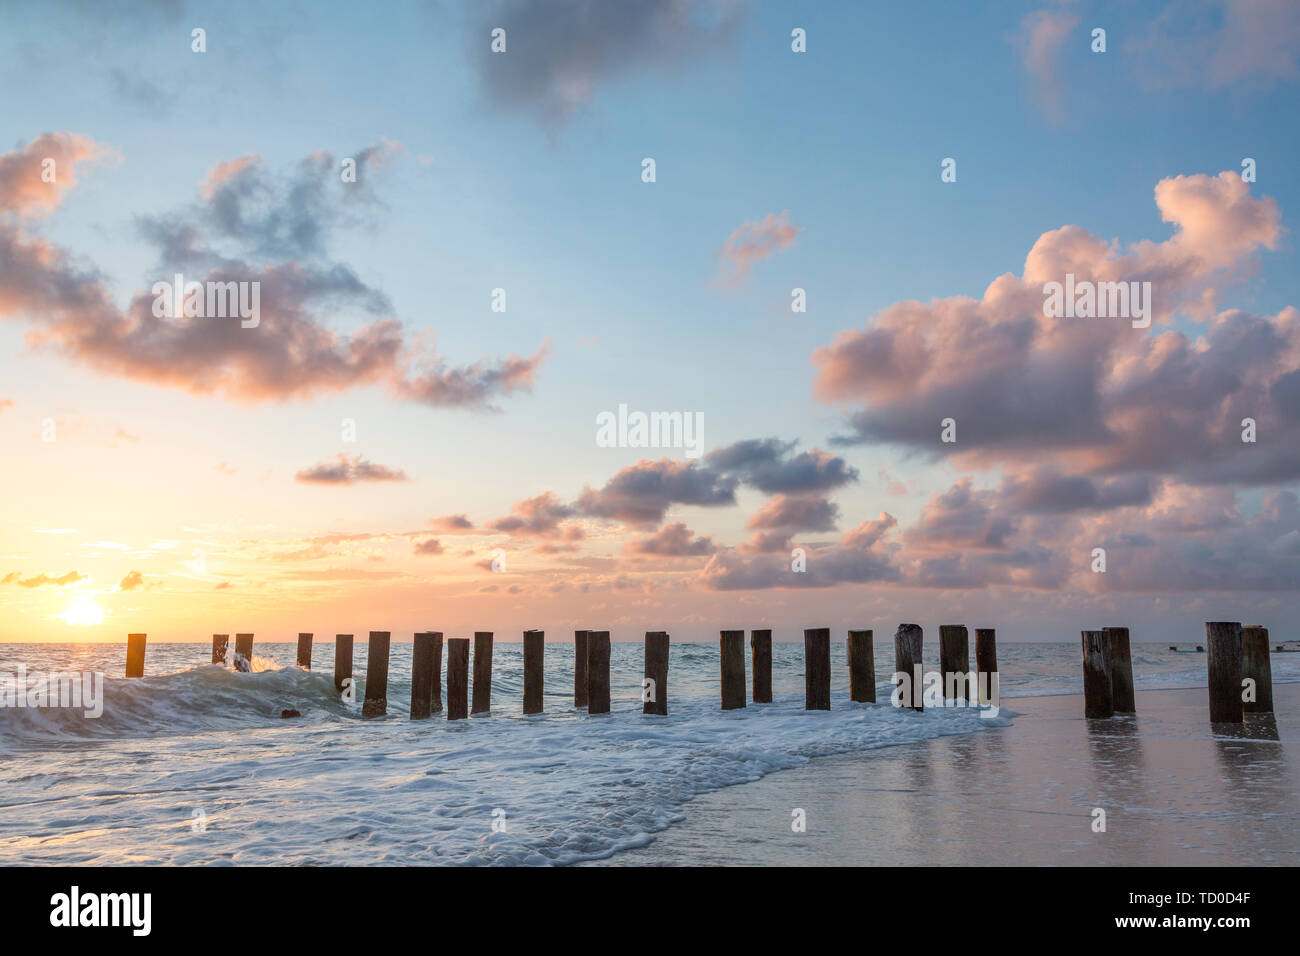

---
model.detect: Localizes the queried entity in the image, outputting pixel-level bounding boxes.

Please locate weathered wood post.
[1104,626,1135,713]
[720,630,747,710]
[1081,630,1113,718]
[362,631,390,718]
[234,633,254,672]
[847,629,875,702]
[523,629,544,715]
[644,631,669,715]
[1241,625,1274,714]
[211,633,229,665]
[446,638,469,720]
[939,624,972,703]
[975,628,998,706]
[587,630,611,714]
[1205,622,1243,723]
[894,624,923,711]
[471,631,493,715]
[334,634,354,695]
[296,633,313,669]
[574,629,589,708]
[750,629,772,703]
[125,633,147,678]
[804,627,831,710]
[410,632,439,720]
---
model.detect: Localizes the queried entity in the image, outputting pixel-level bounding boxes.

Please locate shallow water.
[0,640,1295,865]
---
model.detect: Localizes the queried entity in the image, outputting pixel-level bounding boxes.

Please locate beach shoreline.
[585,683,1300,866]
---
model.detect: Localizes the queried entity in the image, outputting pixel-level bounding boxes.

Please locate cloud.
[468,0,748,128]
[705,438,858,493]
[295,454,410,485]
[0,139,549,410]
[739,494,840,553]
[715,211,800,285]
[813,172,1294,486]
[428,514,475,533]
[118,570,145,590]
[576,458,738,526]
[108,69,170,114]
[1127,0,1300,91]
[413,538,444,555]
[2,570,87,588]
[627,521,716,556]
[489,491,583,540]
[0,132,115,217]
[699,513,900,591]
[393,341,551,409]
[1015,9,1079,121]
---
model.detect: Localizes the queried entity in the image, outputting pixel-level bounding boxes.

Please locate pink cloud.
[0,132,115,217]
[715,211,801,286]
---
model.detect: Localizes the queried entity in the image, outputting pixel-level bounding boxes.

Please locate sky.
[1,0,1298,643]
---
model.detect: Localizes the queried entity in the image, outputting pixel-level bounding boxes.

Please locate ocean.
[2,639,1296,865]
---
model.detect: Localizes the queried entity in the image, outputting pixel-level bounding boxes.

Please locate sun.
[58,597,106,627]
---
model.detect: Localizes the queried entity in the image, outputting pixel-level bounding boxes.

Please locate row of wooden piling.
[125,624,1001,718]
[1080,623,1275,722]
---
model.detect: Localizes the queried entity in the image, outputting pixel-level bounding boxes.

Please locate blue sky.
[2,0,1298,642]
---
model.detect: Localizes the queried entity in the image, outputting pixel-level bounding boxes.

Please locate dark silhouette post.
[894,624,923,711]
[750,629,772,703]
[804,627,830,710]
[523,630,544,715]
[362,631,390,718]
[720,630,746,710]
[644,631,669,715]
[848,629,874,702]
[1205,622,1243,723]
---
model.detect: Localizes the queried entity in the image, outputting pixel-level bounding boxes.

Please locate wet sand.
[587,684,1300,866]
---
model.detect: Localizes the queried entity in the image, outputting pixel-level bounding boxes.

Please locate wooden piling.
[472,631,493,715]
[975,628,998,706]
[1241,625,1273,714]
[361,631,390,718]
[894,623,923,711]
[334,634,354,694]
[1081,630,1113,718]
[574,629,589,708]
[233,633,254,672]
[446,638,469,720]
[211,633,228,665]
[750,629,772,703]
[296,633,313,669]
[125,633,146,678]
[523,630,544,715]
[586,630,611,714]
[719,630,746,710]
[1205,622,1243,723]
[847,629,875,703]
[939,624,972,702]
[804,627,831,710]
[1104,626,1135,713]
[410,632,439,720]
[644,631,669,716]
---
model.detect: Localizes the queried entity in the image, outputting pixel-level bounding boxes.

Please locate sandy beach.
[587,683,1300,866]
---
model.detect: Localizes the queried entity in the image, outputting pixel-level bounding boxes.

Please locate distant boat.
[1275,640,1300,653]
